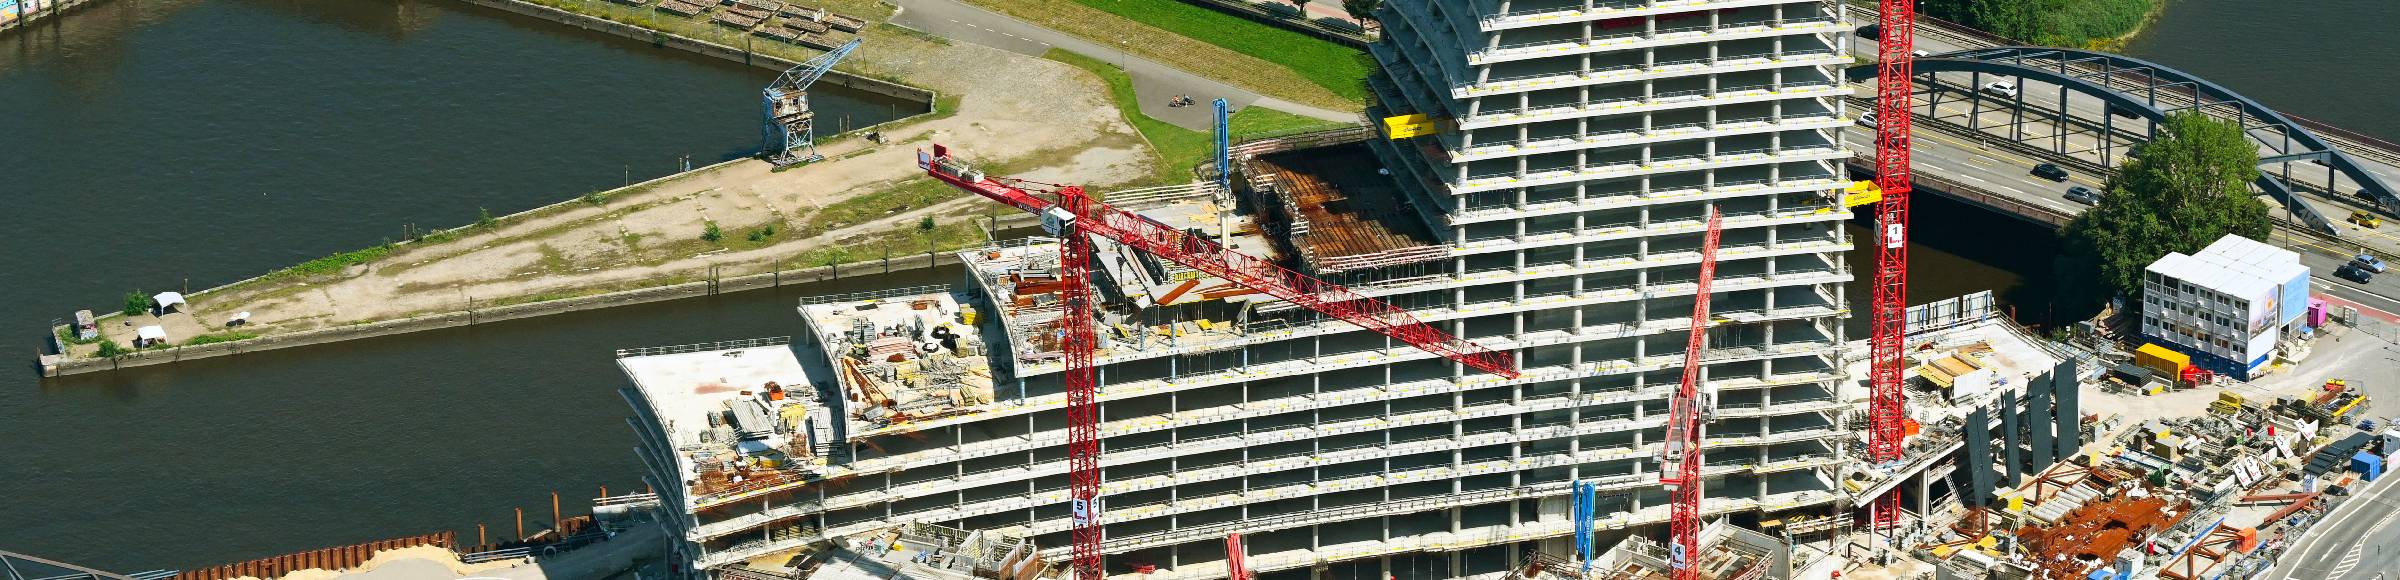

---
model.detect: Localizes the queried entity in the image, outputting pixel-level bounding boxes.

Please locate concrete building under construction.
[617,0,1865,578]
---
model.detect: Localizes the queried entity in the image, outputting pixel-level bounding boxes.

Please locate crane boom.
[1868,0,1918,530]
[1658,210,1722,580]
[920,145,1521,379]
[1225,534,1250,580]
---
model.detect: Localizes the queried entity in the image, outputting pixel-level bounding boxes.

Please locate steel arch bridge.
[1846,46,2399,237]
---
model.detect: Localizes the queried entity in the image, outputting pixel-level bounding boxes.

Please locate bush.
[182,331,260,346]
[747,223,780,242]
[96,341,126,358]
[123,291,152,317]
[701,221,724,243]
[477,207,497,229]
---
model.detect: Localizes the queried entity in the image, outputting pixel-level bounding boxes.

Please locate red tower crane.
[1225,534,1250,580]
[1867,0,1919,531]
[919,145,1521,580]
[1659,210,1723,580]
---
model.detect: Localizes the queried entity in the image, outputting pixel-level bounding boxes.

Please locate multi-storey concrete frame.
[634,0,1862,577]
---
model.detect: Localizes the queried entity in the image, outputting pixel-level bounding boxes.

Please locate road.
[1837,10,2400,241]
[884,0,1357,130]
[2271,447,2400,580]
[1827,12,2400,312]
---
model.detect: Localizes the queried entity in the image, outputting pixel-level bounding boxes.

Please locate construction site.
[607,0,2400,579]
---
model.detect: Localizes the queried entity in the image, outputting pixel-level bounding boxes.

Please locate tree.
[1288,0,1309,18]
[1342,0,1382,28]
[2054,111,2268,312]
[123,290,152,317]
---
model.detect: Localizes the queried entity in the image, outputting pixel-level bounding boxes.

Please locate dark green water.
[2123,0,2400,142]
[0,0,914,570]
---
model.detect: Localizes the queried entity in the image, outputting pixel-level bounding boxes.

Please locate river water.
[1,0,2384,572]
[0,0,911,570]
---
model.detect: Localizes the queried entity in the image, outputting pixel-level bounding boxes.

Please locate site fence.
[615,336,791,359]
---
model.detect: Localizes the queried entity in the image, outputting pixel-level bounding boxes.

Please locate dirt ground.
[75,34,1157,353]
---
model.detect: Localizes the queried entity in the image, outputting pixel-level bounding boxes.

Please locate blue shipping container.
[2354,451,2384,482]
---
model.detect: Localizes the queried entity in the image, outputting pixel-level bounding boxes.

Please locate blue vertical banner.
[1573,480,1596,572]
[1213,98,1230,199]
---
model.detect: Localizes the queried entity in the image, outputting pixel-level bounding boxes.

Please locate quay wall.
[37,0,949,377]
[0,0,98,34]
[43,251,967,377]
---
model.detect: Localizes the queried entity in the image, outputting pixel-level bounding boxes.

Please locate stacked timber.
[820,11,865,32]
[782,17,829,35]
[655,0,709,17]
[754,25,803,44]
[793,31,849,51]
[776,3,865,32]
[713,3,772,29]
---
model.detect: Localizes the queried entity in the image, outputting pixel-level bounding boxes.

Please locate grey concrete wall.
[44,251,966,377]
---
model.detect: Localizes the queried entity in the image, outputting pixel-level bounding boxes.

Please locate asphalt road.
[2272,468,2400,580]
[1838,12,2400,252]
[883,0,1357,130]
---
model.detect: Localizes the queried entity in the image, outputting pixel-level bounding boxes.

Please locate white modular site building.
[618,0,1863,577]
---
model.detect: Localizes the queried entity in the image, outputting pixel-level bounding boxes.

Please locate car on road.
[2033,163,2069,181]
[1912,49,1931,58]
[2353,209,2382,229]
[1858,24,1880,39]
[1981,80,2019,98]
[2064,186,2100,205]
[2337,263,2375,284]
[1859,112,1877,127]
[2354,254,2388,273]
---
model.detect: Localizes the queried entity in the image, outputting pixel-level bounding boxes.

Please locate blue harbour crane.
[762,38,862,165]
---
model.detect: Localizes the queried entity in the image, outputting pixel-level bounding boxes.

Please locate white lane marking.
[2285,484,2396,580]
[2333,503,2400,579]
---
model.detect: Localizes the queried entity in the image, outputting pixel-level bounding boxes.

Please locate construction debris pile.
[683,378,835,496]
[804,289,996,431]
[961,238,1264,371]
[1516,519,1835,580]
[623,0,864,49]
[728,523,1043,580]
[616,339,834,499]
[1916,371,2398,580]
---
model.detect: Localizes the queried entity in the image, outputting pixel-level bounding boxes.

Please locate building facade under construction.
[616,0,1864,578]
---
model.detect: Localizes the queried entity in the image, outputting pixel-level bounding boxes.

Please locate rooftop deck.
[798,288,997,435]
[618,338,832,502]
[959,238,1257,374]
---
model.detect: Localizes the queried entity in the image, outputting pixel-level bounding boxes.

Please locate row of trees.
[1918,0,2155,48]
[2053,111,2270,312]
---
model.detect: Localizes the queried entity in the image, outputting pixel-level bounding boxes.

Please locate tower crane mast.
[1867,0,1919,530]
[1658,210,1723,580]
[919,145,1520,580]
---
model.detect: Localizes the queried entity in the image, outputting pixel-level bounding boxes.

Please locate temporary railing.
[615,336,790,359]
